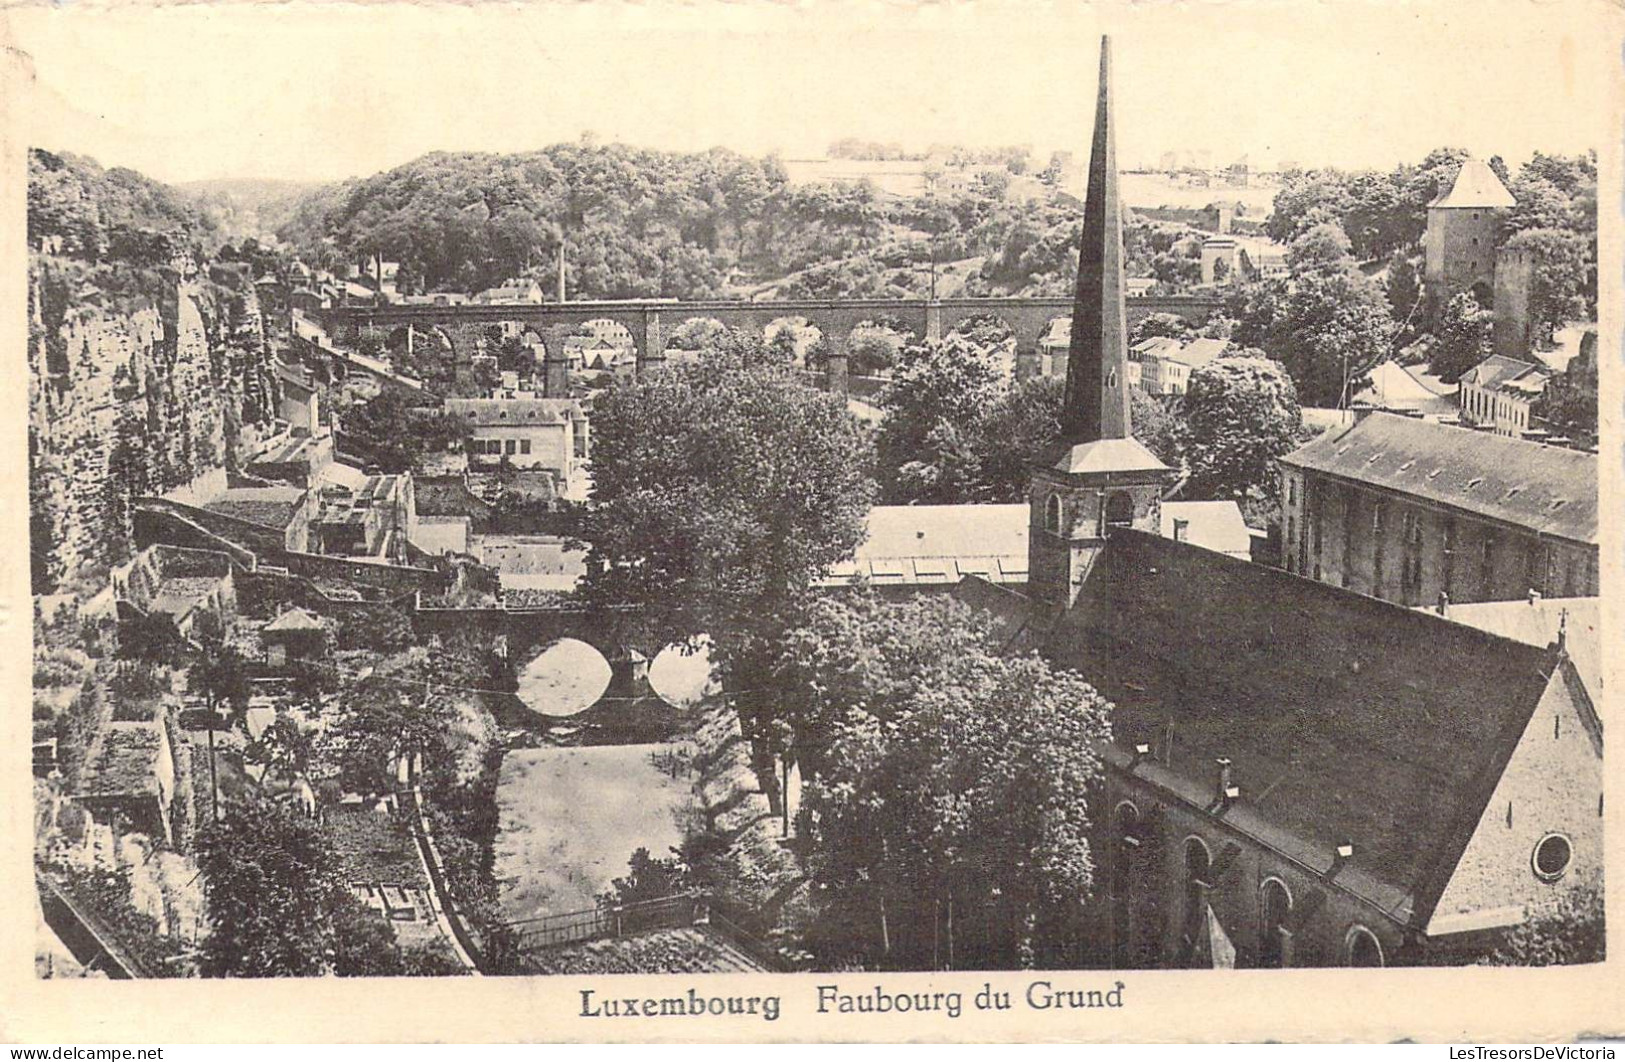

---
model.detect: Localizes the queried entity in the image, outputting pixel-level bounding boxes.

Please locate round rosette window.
[1532,833,1573,883]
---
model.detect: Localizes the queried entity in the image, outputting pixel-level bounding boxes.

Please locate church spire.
[1061,35,1132,444]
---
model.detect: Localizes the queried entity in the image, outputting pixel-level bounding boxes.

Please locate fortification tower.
[1423,158,1515,315]
[1027,36,1174,610]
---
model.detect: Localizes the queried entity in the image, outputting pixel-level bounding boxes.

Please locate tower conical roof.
[1430,158,1516,209]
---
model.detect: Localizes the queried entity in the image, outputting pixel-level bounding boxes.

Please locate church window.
[1532,833,1573,882]
[1259,878,1293,968]
[1288,478,1297,506]
[1183,838,1212,950]
[1345,926,1384,967]
[1045,494,1063,535]
[1108,368,1118,388]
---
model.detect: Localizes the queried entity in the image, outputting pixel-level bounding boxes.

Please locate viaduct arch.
[317,295,1225,372]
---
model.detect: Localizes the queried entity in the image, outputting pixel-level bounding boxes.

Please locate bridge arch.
[515,637,613,717]
[660,316,728,361]
[764,316,824,366]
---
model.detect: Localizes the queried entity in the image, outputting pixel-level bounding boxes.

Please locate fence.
[505,892,789,971]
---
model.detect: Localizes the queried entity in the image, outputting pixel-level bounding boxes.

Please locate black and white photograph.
[8,0,1615,1035]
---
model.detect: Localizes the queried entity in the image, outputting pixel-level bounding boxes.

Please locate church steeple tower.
[1027,36,1173,610]
[1063,35,1133,444]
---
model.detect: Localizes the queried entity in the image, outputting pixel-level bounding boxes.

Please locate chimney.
[1528,589,1541,606]
[1131,742,1151,766]
[1331,843,1354,874]
[1435,591,1449,616]
[1557,608,1568,653]
[1215,758,1233,804]
[1173,518,1189,543]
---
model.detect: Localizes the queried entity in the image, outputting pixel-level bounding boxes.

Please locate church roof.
[1040,436,1170,476]
[823,504,1030,587]
[1052,529,1560,928]
[1430,158,1516,209]
[1280,412,1596,545]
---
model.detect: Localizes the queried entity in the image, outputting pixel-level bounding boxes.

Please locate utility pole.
[557,244,567,303]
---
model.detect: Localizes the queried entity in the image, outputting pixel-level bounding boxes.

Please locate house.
[74,720,177,845]
[275,361,325,437]
[1278,411,1597,605]
[260,607,328,666]
[201,485,313,552]
[309,474,416,562]
[820,505,1031,591]
[1136,337,1227,395]
[1458,354,1552,438]
[409,476,494,556]
[113,545,237,642]
[474,279,545,305]
[443,396,589,494]
[473,534,589,595]
[1157,500,1252,561]
[1131,336,1182,393]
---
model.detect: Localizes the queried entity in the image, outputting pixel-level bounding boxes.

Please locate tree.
[1428,291,1494,383]
[1235,224,1396,407]
[339,389,466,474]
[784,593,1113,969]
[197,799,401,977]
[875,336,1004,503]
[576,328,874,779]
[601,846,687,908]
[188,638,250,823]
[1533,335,1598,445]
[1182,354,1302,507]
[1130,312,1190,345]
[1479,886,1603,966]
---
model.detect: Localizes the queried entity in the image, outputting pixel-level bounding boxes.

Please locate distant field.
[1121,173,1280,216]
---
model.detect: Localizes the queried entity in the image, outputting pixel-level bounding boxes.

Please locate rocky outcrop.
[28,257,278,592]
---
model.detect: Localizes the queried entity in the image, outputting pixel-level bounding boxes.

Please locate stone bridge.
[315,294,1225,371]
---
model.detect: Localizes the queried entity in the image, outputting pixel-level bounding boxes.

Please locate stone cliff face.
[28,257,278,592]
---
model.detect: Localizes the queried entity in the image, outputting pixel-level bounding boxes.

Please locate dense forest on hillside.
[272,142,1209,300]
[28,149,220,263]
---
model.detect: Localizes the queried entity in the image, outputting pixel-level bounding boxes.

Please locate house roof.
[1462,354,1548,392]
[78,721,165,799]
[1430,159,1516,209]
[1158,500,1253,558]
[1279,412,1596,545]
[821,504,1029,587]
[444,397,580,428]
[1166,338,1229,370]
[1355,360,1460,416]
[414,477,494,519]
[202,486,308,530]
[264,607,325,633]
[1054,529,1559,928]
[1427,596,1601,710]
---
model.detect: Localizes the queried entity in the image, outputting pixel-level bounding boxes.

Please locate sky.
[3,0,1618,186]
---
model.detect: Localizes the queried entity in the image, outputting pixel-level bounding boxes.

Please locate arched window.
[1045,493,1063,535]
[1183,838,1211,945]
[1105,491,1135,529]
[1345,926,1384,967]
[1259,878,1293,968]
[1111,802,1140,968]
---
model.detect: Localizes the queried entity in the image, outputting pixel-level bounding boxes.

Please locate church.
[957,38,1603,968]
